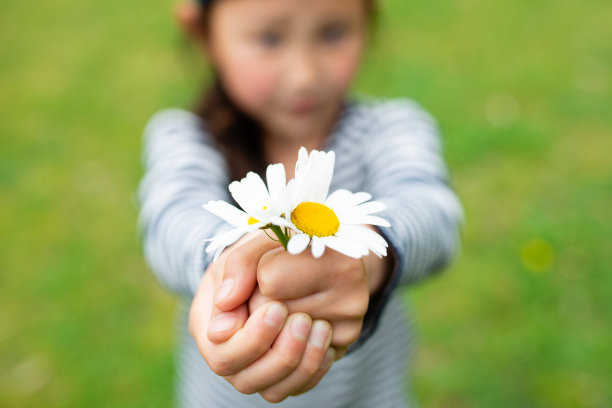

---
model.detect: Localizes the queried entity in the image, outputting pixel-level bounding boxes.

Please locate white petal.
[354,201,387,215]
[338,213,391,228]
[295,147,309,176]
[310,150,335,202]
[336,225,388,257]
[270,216,297,230]
[206,228,248,261]
[350,192,372,206]
[202,201,249,227]
[280,179,296,215]
[325,189,352,210]
[293,148,336,206]
[287,234,310,255]
[266,163,286,201]
[320,236,368,259]
[337,224,387,245]
[206,228,245,252]
[326,190,373,212]
[311,236,325,258]
[229,172,270,215]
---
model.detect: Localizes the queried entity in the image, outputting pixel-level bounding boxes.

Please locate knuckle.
[208,357,234,377]
[342,259,364,281]
[340,294,369,319]
[257,265,281,297]
[332,323,362,347]
[355,289,370,316]
[231,379,258,395]
[279,352,302,371]
[224,249,249,272]
[297,376,322,395]
[260,390,287,403]
[300,355,322,377]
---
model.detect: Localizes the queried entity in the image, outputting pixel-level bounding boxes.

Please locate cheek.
[219,54,278,112]
[325,42,364,94]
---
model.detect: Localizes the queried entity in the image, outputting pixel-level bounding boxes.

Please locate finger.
[329,319,363,349]
[207,304,248,344]
[294,347,336,395]
[247,286,272,315]
[259,320,333,402]
[200,302,288,376]
[215,232,281,312]
[334,346,348,361]
[263,291,369,322]
[225,313,312,395]
[257,247,326,299]
[189,271,216,343]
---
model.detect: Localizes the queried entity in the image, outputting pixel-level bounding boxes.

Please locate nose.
[284,48,320,95]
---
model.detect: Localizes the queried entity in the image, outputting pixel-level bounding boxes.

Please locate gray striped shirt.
[138,97,463,407]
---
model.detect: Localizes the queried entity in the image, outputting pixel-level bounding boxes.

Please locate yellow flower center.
[291,202,339,237]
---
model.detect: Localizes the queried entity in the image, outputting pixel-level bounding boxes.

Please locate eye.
[320,24,347,43]
[258,31,283,48]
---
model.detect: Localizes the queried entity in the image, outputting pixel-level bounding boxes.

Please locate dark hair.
[195,76,266,182]
[193,0,377,182]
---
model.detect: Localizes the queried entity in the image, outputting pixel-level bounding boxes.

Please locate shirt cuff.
[347,227,402,352]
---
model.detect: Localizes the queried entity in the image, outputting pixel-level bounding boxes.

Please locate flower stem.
[269,225,289,251]
[264,230,279,242]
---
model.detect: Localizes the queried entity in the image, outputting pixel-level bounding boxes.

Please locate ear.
[174,2,210,51]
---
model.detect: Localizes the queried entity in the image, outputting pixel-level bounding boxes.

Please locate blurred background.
[1,0,610,406]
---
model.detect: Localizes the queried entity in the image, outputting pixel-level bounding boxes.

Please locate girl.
[138,0,463,406]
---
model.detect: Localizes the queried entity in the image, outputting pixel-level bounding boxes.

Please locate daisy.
[203,164,287,261]
[272,147,390,259]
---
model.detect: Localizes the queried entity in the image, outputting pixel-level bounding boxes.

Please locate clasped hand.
[189,230,385,403]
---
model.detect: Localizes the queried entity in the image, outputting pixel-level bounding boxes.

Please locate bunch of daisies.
[203,147,390,261]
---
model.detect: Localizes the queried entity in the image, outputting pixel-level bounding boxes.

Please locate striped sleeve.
[363,99,464,286]
[137,109,232,297]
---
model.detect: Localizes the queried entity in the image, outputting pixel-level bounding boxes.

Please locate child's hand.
[215,227,392,359]
[190,232,335,402]
[248,248,382,358]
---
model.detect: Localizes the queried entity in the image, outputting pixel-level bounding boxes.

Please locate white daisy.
[272,147,390,259]
[203,164,287,261]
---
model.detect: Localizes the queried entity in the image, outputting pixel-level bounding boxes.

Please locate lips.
[288,101,318,115]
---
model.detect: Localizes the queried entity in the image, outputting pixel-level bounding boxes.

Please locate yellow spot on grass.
[521,238,555,272]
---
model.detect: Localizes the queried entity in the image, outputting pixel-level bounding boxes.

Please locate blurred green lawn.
[1,0,611,406]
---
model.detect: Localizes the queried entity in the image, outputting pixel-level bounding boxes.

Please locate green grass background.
[1,0,611,406]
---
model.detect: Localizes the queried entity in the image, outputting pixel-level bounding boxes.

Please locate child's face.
[206,0,368,140]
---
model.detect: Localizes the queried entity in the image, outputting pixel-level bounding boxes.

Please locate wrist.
[362,227,393,295]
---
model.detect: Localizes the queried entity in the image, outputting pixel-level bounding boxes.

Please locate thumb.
[207,303,249,344]
[214,231,281,312]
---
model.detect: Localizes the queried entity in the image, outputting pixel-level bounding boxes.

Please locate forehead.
[210,0,366,27]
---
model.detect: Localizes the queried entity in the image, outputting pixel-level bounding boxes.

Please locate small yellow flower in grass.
[203,164,287,261]
[272,147,390,259]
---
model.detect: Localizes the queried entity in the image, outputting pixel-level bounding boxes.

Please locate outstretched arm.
[364,99,463,286]
[138,109,233,297]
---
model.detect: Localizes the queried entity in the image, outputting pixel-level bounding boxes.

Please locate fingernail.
[214,279,234,304]
[264,303,286,327]
[209,312,237,333]
[291,314,311,341]
[310,321,331,349]
[322,349,335,367]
